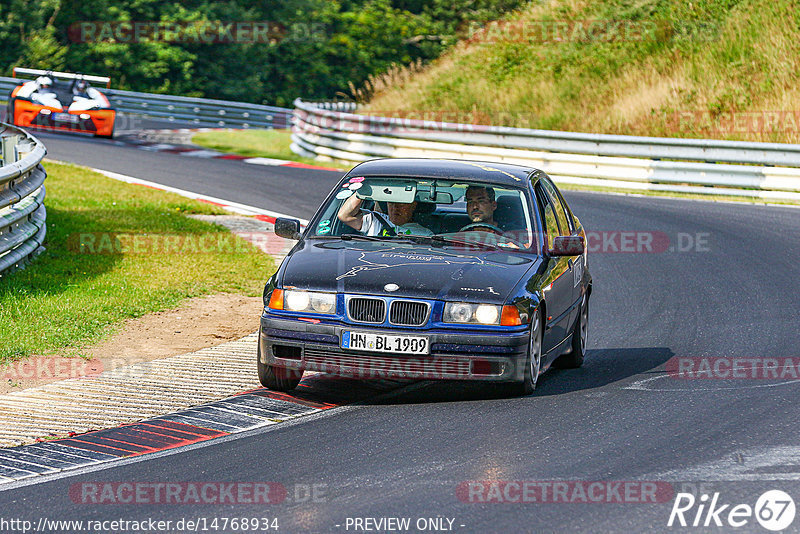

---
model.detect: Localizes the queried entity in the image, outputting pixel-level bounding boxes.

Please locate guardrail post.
[1,134,22,165]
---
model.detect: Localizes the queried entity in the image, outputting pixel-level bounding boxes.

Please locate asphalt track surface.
[3,129,800,533]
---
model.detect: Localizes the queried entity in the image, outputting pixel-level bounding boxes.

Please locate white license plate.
[342,331,429,355]
[53,113,80,123]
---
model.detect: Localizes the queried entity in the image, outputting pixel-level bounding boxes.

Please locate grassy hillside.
[363,0,800,143]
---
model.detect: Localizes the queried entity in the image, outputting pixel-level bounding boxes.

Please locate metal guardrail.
[291,99,800,201]
[0,124,47,277]
[0,77,292,129]
[292,99,800,167]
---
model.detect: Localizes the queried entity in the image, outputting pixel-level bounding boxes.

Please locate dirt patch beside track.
[1,293,261,395]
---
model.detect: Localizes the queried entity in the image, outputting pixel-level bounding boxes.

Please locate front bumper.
[259,314,530,382]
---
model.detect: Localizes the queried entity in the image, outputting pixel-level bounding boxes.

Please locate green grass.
[191,128,350,169]
[364,0,800,144]
[0,161,276,363]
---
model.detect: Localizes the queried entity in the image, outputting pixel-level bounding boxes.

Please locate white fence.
[0,124,47,277]
[291,99,800,201]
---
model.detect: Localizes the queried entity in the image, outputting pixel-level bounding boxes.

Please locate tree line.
[1,0,525,106]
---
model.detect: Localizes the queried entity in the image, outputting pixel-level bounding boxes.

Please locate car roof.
[345,158,538,187]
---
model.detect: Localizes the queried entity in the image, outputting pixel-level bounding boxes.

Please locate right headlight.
[270,289,337,315]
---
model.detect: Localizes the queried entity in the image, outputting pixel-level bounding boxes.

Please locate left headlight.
[269,289,337,315]
[443,302,523,326]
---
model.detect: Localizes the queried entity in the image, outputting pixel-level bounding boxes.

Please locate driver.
[35,76,52,90]
[337,193,432,236]
[460,185,499,231]
[73,80,89,97]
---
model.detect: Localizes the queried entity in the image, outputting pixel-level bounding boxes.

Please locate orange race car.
[6,68,116,138]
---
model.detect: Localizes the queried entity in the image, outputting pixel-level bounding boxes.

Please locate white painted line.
[77,166,310,225]
[243,157,295,166]
[145,143,177,150]
[652,446,800,481]
[179,149,225,158]
[0,454,61,472]
[624,373,800,391]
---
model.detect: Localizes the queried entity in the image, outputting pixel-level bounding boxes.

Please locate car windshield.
[309,176,538,252]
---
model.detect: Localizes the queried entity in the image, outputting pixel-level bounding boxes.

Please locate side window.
[535,183,560,251]
[540,178,573,236]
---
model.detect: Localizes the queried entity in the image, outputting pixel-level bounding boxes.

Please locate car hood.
[280,239,539,303]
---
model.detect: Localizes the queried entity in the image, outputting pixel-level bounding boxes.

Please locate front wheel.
[257,343,302,391]
[506,310,542,396]
[7,99,16,124]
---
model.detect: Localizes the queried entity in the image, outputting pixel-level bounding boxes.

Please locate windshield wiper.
[307,234,390,241]
[340,234,396,242]
[428,235,501,250]
[310,234,501,250]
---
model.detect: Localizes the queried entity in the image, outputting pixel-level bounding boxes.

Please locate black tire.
[257,343,302,391]
[95,121,114,139]
[506,309,543,396]
[7,98,16,124]
[553,294,588,369]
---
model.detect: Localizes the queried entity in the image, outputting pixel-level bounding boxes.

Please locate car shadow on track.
[533,346,674,396]
[356,347,674,405]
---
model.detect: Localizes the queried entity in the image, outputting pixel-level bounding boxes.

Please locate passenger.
[73,80,90,97]
[337,193,432,236]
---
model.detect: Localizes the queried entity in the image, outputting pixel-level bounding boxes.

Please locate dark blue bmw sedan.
[259,158,591,395]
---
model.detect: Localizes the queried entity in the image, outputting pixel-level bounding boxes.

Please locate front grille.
[389,300,429,326]
[348,297,386,323]
[304,348,470,379]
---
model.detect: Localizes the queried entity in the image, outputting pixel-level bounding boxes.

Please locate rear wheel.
[257,343,302,391]
[553,295,588,369]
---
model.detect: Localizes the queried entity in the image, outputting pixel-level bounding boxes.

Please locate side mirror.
[274,217,302,240]
[549,235,584,256]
